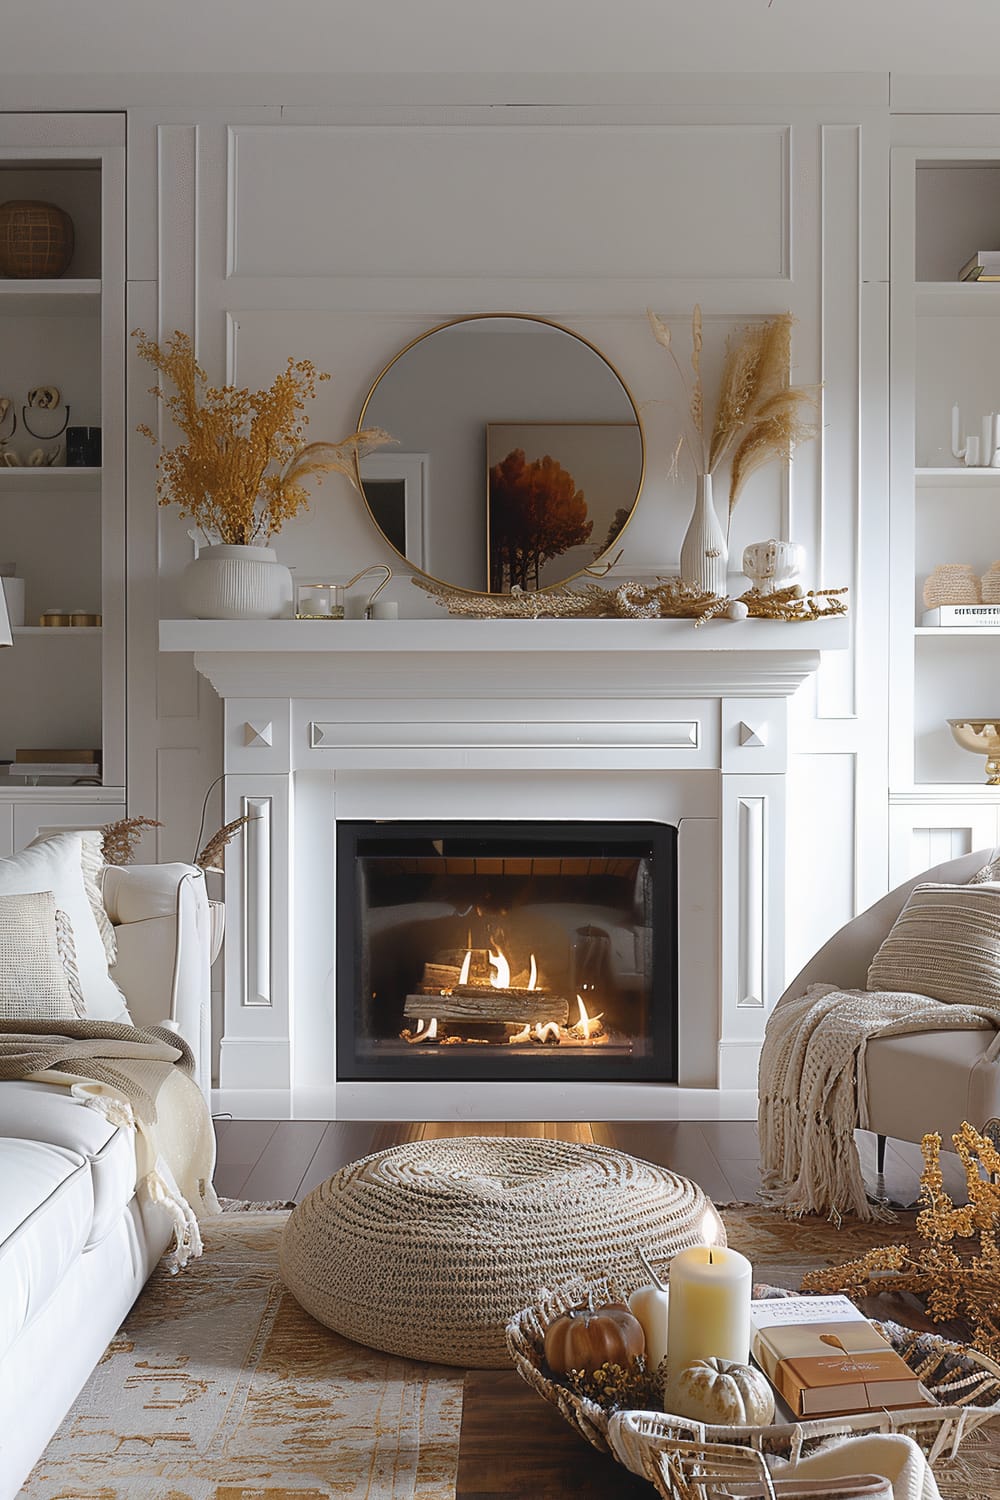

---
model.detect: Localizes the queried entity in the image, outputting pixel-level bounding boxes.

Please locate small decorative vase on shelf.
[742,538,806,596]
[679,473,728,596]
[180,543,293,620]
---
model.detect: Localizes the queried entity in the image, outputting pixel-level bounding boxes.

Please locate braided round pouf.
[278,1136,723,1368]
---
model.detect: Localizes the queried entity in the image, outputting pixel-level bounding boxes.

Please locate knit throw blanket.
[0,1018,220,1267]
[758,984,1000,1221]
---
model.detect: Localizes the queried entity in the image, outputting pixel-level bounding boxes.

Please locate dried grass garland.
[413,575,847,626]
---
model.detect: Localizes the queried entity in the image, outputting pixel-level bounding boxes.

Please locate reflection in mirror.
[358,315,644,594]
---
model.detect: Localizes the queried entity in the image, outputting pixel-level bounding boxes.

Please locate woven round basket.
[0,200,74,278]
[279,1136,722,1367]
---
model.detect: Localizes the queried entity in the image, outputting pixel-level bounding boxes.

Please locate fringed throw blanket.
[0,1018,220,1267]
[758,984,1000,1221]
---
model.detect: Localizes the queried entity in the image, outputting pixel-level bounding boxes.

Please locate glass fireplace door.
[335,821,677,1082]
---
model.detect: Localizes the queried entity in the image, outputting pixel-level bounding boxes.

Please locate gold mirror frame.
[357,313,645,596]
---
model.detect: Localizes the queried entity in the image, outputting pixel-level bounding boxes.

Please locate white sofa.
[776,847,1000,1173]
[0,860,217,1500]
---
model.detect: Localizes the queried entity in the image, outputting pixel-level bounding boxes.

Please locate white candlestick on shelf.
[952,403,964,460]
[665,1244,752,1376]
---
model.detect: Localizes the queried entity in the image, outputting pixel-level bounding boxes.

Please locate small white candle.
[370,599,398,619]
[666,1244,752,1376]
[952,403,962,457]
[629,1282,669,1372]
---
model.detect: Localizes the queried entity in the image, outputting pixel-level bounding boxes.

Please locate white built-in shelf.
[0,467,101,492]
[12,626,102,636]
[0,278,101,316]
[915,282,1000,316]
[0,783,122,803]
[915,467,1000,486]
[914,626,1000,636]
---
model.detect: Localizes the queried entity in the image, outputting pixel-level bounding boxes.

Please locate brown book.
[15,747,100,763]
[751,1296,929,1418]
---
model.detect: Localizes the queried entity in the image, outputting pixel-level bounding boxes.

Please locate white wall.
[115,82,888,993]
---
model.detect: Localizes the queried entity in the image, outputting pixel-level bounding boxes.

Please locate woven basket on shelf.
[279,1136,721,1368]
[505,1279,1000,1500]
[0,200,74,278]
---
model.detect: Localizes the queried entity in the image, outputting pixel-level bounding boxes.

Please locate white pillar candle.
[952,402,962,458]
[666,1244,752,1375]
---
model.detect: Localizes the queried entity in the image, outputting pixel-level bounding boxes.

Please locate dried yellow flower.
[801,1123,1000,1359]
[133,329,394,544]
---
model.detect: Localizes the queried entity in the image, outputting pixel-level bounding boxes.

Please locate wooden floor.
[212,1118,968,1206]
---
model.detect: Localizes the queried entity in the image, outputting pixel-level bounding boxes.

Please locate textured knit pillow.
[970,849,1000,885]
[0,890,83,1020]
[867,881,1000,1008]
[0,834,128,1021]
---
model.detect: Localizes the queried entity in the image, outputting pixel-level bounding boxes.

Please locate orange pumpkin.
[543,1301,646,1377]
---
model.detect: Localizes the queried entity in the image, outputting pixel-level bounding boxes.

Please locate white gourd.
[669,1357,775,1426]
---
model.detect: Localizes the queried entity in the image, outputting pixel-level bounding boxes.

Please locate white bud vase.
[180,543,293,620]
[679,473,728,596]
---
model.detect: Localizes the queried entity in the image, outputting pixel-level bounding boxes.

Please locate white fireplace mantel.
[161,614,847,1117]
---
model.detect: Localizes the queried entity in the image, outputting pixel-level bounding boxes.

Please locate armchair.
[775,847,1000,1181]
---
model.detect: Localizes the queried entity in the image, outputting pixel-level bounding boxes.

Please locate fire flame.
[528,954,537,991]
[534,1021,561,1043]
[488,948,511,989]
[573,994,604,1039]
[458,950,472,985]
[509,1023,531,1044]
[414,1017,438,1041]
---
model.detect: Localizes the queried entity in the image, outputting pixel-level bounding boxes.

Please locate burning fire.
[404,1017,439,1045]
[507,993,604,1046]
[458,951,472,985]
[488,949,511,989]
[572,994,604,1040]
[528,954,537,991]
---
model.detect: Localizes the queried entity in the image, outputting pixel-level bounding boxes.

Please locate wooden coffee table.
[456,1369,652,1498]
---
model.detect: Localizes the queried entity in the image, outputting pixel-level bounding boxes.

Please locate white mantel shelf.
[160,616,847,654]
[160,616,848,701]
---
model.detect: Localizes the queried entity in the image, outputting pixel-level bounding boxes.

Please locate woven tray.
[505,1278,1000,1500]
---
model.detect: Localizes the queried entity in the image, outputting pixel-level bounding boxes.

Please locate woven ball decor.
[0,200,74,278]
[279,1136,723,1368]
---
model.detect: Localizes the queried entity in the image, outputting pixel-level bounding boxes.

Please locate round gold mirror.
[358,314,644,594]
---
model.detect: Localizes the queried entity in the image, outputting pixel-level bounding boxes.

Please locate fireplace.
[336,820,677,1082]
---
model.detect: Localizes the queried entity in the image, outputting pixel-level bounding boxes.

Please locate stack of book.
[750,1295,931,1418]
[7,748,101,783]
[958,250,1000,281]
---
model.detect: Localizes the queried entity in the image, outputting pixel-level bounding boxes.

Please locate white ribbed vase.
[679,473,728,596]
[180,543,293,620]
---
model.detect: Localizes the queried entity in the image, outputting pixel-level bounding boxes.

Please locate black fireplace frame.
[335,819,678,1083]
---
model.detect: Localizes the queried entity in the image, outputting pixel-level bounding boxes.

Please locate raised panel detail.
[230,124,788,281]
[737,796,765,1008]
[242,794,272,1008]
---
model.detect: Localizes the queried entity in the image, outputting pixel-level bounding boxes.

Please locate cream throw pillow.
[0,834,129,1022]
[867,881,1000,1008]
[28,827,117,965]
[0,890,82,1020]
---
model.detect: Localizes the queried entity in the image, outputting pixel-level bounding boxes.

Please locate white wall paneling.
[123,96,883,1090]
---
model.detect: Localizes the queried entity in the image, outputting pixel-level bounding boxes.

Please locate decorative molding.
[309,719,699,751]
[244,720,274,747]
[241,794,272,1008]
[737,795,765,1008]
[738,721,767,748]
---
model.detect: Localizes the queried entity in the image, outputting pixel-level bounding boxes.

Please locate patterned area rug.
[22,1212,464,1500]
[20,1204,1000,1499]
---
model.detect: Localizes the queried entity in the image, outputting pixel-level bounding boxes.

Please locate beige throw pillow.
[0,890,83,1020]
[970,849,1000,885]
[867,881,1000,1009]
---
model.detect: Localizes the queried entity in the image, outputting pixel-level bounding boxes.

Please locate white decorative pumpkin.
[669,1357,775,1427]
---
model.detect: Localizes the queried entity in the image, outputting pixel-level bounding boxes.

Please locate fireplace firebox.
[336,820,677,1081]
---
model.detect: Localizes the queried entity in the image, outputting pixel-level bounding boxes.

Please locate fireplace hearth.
[336,820,677,1081]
